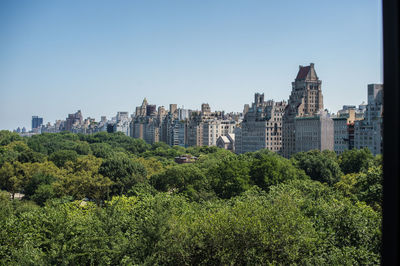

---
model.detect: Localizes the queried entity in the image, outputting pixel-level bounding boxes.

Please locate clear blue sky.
[0,0,382,130]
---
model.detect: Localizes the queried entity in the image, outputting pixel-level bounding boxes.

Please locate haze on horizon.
[0,0,382,130]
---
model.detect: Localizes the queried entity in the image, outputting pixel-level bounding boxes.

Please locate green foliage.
[0,146,19,168]
[208,154,251,198]
[356,166,382,210]
[24,172,56,199]
[83,132,151,155]
[335,173,358,199]
[99,153,147,195]
[250,152,308,191]
[0,162,25,199]
[136,157,165,178]
[335,165,382,211]
[90,142,114,158]
[0,131,382,264]
[149,189,321,265]
[74,141,91,155]
[31,184,55,206]
[151,163,214,201]
[49,149,78,168]
[0,130,23,146]
[0,141,45,167]
[0,190,13,219]
[291,150,343,185]
[339,148,375,174]
[268,180,381,264]
[53,155,113,204]
[27,132,79,155]
[5,141,46,164]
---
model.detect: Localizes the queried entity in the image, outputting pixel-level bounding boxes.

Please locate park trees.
[339,148,375,174]
[0,162,25,199]
[151,163,214,201]
[99,153,147,195]
[335,165,382,211]
[0,131,383,264]
[49,150,78,168]
[291,150,342,185]
[250,152,308,191]
[207,154,251,199]
[53,155,113,204]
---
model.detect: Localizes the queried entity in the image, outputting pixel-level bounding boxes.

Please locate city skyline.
[0,0,383,130]
[12,62,384,158]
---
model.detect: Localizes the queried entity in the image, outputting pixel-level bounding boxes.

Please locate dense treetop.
[0,130,382,264]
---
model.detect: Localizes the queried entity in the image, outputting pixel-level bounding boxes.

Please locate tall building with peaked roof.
[282,63,324,158]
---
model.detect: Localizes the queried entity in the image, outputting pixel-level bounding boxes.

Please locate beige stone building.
[294,111,334,153]
[235,93,286,154]
[202,119,236,146]
[282,63,324,158]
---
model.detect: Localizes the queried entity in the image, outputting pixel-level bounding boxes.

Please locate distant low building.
[174,155,198,164]
[216,133,235,152]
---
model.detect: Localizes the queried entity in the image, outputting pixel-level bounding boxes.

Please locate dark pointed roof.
[295,63,318,81]
[296,66,310,80]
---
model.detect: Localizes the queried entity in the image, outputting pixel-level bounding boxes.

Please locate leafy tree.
[24,172,56,199]
[0,146,19,168]
[0,190,13,220]
[49,150,78,168]
[250,152,308,191]
[20,161,62,184]
[31,184,55,206]
[53,155,113,204]
[268,179,381,264]
[335,165,382,211]
[149,187,321,265]
[334,173,358,199]
[195,148,235,170]
[0,131,383,264]
[0,130,23,146]
[27,132,80,155]
[2,141,45,164]
[74,141,91,155]
[151,163,214,201]
[339,148,374,174]
[355,165,382,211]
[208,155,251,199]
[136,157,165,178]
[291,150,342,185]
[99,153,147,195]
[0,162,25,199]
[90,142,114,158]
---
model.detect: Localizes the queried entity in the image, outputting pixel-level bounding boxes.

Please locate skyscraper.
[32,116,43,130]
[282,63,324,158]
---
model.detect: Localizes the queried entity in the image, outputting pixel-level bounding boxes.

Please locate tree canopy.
[0,131,382,264]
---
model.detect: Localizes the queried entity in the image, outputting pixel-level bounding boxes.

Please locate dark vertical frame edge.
[382,0,399,264]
